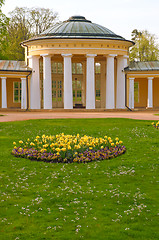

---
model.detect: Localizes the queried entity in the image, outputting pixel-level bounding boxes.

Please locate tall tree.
[28,7,58,35]
[5,7,32,60]
[2,7,58,60]
[0,0,9,59]
[129,29,159,62]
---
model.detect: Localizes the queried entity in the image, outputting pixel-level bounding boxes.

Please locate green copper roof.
[29,15,129,41]
[0,60,32,72]
[39,16,125,40]
[124,61,159,71]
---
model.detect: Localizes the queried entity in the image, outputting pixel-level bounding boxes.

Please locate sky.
[2,0,159,43]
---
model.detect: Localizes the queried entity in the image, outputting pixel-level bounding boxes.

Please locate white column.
[106,54,117,109]
[21,77,27,109]
[62,54,73,109]
[28,56,41,109]
[147,77,153,108]
[86,54,96,109]
[129,78,134,109]
[116,55,129,109]
[41,54,52,109]
[1,77,7,108]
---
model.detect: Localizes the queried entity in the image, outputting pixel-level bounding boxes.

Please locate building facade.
[125,61,159,109]
[0,16,159,110]
[0,60,31,110]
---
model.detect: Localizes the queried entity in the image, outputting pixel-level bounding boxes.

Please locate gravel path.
[0,110,159,122]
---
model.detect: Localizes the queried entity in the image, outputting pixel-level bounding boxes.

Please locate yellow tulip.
[61,148,66,151]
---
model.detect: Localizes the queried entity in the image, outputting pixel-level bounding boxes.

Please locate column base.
[64,107,73,110]
[105,105,115,110]
[86,107,95,110]
[116,106,126,109]
[30,107,41,110]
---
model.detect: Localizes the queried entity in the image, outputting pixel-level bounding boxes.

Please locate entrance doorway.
[72,76,83,107]
[95,62,101,108]
[72,62,84,108]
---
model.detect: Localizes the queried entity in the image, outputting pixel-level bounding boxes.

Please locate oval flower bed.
[12,133,126,163]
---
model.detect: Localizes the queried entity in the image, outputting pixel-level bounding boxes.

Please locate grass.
[0,118,159,240]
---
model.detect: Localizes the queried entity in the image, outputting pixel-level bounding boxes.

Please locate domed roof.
[37,15,126,41]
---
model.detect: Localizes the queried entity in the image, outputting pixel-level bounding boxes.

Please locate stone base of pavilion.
[1,107,159,113]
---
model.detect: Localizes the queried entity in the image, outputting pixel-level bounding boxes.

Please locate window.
[96,89,100,97]
[72,63,83,74]
[52,80,63,102]
[57,63,63,73]
[134,82,139,103]
[13,82,21,103]
[58,80,62,89]
[52,90,56,102]
[95,63,101,74]
[52,62,63,74]
[76,63,82,74]
[72,78,82,103]
[72,63,76,74]
[52,62,57,73]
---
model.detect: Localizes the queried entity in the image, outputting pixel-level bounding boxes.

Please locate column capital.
[61,54,72,58]
[1,77,7,80]
[129,77,135,81]
[117,55,129,59]
[107,54,117,58]
[27,55,40,60]
[21,77,26,81]
[147,77,154,80]
[40,54,51,58]
[86,54,97,58]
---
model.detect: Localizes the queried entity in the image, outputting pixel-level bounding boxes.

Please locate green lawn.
[0,118,159,240]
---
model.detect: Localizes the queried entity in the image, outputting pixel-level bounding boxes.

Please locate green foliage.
[0,6,58,60]
[0,0,4,7]
[27,7,58,35]
[129,29,159,62]
[2,7,31,60]
[0,118,159,239]
[0,0,9,59]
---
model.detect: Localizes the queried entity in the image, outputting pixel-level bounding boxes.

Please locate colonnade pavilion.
[0,16,159,110]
